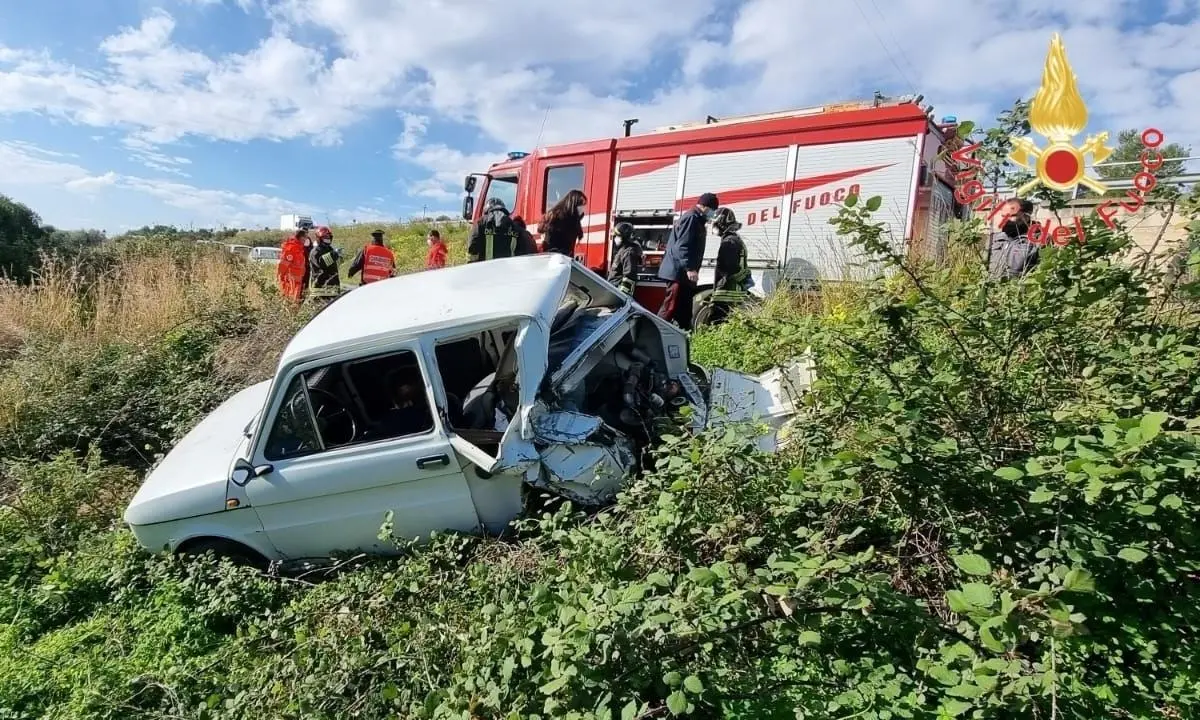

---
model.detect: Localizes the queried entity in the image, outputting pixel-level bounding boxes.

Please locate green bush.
[2,193,1200,718]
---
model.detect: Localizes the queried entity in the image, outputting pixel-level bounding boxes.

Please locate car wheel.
[177,538,268,571]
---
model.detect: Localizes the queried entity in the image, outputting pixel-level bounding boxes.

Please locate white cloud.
[0,0,1198,224]
[65,171,119,194]
[0,140,349,230]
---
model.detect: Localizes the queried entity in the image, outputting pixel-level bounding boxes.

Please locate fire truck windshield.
[482,174,518,214]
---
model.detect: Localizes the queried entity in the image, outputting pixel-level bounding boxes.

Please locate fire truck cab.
[463,96,961,313]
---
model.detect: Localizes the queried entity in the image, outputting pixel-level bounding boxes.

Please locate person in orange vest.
[425,229,448,269]
[276,228,309,303]
[348,229,396,285]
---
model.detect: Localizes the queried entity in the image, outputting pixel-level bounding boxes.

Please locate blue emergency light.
[941,115,958,124]
[506,151,529,160]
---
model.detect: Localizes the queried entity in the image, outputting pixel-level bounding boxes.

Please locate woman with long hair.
[538,189,587,257]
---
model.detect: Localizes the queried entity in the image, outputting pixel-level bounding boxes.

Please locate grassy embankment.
[1,208,1198,719]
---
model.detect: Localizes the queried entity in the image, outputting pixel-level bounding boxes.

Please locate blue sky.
[1,0,1198,232]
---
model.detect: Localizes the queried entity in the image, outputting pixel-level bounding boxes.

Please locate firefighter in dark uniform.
[697,207,752,326]
[308,226,342,301]
[606,222,642,295]
[467,197,522,263]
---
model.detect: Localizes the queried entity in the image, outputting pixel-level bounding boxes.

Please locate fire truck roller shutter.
[782,136,919,282]
[680,147,791,272]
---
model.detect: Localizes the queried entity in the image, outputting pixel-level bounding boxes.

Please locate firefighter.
[349,229,397,284]
[698,207,752,326]
[657,192,719,331]
[606,222,642,295]
[425,228,448,269]
[308,226,342,300]
[510,215,538,256]
[467,197,521,263]
[276,228,309,304]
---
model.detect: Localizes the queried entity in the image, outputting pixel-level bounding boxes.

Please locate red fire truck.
[462,96,962,313]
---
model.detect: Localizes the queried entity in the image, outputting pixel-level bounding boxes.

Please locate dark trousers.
[657,278,696,331]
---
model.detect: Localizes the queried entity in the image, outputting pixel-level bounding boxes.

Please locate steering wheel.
[288,387,357,448]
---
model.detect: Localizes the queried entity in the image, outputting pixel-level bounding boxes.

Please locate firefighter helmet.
[613,222,635,239]
[711,207,741,234]
[484,197,507,213]
[316,226,333,241]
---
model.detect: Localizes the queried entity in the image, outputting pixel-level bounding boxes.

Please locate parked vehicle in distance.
[249,246,282,264]
[280,214,314,231]
[123,254,812,566]
[227,244,252,257]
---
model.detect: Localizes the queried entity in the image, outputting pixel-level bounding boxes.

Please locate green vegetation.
[3,148,1200,717]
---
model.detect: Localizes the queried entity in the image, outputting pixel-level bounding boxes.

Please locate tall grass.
[0,250,272,351]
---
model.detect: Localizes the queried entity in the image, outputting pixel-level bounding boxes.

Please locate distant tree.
[1094,129,1191,202]
[0,194,50,281]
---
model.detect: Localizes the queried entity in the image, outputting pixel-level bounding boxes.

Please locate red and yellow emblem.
[1009,33,1115,195]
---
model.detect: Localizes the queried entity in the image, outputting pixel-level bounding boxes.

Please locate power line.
[849,0,918,96]
[864,0,923,89]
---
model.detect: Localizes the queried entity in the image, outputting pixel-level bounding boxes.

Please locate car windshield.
[483,174,518,212]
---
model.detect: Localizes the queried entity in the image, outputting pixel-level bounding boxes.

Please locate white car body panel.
[124,254,814,562]
[125,380,271,526]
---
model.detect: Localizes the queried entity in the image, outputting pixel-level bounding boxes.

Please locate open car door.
[704,354,815,451]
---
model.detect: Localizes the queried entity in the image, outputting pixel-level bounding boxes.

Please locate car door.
[243,345,480,560]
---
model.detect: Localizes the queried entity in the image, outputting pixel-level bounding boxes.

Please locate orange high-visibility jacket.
[277,237,308,301]
[361,243,396,284]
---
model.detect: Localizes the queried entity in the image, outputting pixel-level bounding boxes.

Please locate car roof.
[278,253,576,367]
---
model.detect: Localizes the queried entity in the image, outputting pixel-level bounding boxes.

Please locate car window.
[264,375,323,460]
[543,164,584,213]
[483,174,518,213]
[263,349,435,462]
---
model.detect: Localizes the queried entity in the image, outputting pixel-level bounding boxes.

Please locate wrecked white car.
[124,254,811,564]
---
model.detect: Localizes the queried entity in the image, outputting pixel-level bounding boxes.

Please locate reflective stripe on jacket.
[483,226,516,260]
[361,243,395,283]
[713,232,750,304]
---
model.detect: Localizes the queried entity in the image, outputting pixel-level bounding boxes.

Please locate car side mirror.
[464,175,477,193]
[462,195,474,221]
[231,458,273,487]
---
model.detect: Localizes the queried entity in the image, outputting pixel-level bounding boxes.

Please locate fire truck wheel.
[691,288,714,327]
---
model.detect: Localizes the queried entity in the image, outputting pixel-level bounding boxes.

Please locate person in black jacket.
[538,189,587,258]
[467,198,522,262]
[510,215,538,256]
[987,198,1039,280]
[701,207,751,326]
[308,226,341,297]
[657,192,719,331]
[606,222,642,295]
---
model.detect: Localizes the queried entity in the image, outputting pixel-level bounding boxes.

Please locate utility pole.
[423,205,427,219]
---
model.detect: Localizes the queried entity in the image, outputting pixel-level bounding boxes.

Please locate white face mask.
[612,235,622,246]
[577,206,586,218]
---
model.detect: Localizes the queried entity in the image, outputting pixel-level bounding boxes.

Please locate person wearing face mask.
[657,192,719,331]
[606,222,642,295]
[700,207,752,326]
[308,226,342,297]
[425,229,448,269]
[987,198,1039,281]
[538,190,587,258]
